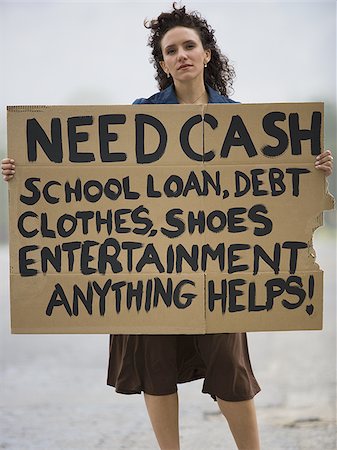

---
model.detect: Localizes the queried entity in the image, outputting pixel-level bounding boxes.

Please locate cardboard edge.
[11,326,205,335]
[323,178,335,211]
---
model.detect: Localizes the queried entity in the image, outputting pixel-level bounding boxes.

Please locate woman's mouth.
[178,64,192,70]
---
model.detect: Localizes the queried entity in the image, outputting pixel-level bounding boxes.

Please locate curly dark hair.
[144,3,235,96]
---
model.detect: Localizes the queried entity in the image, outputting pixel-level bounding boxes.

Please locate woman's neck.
[174,79,208,104]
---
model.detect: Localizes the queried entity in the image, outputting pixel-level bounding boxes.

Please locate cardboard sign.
[7,103,334,333]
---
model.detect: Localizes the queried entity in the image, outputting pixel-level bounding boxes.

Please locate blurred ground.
[0,233,336,450]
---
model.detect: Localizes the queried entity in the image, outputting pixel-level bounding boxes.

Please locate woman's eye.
[167,49,175,54]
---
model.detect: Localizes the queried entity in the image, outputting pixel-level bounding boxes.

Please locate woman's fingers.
[3,174,14,181]
[315,150,333,176]
[2,164,15,172]
[1,158,15,164]
[316,165,332,176]
[315,155,333,164]
[2,165,15,175]
[315,150,333,162]
[1,158,15,181]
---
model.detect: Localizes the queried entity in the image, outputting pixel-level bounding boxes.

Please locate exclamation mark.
[306,275,315,316]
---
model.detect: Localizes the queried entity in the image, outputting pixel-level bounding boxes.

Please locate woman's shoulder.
[132,85,177,105]
[207,85,239,104]
[132,97,153,104]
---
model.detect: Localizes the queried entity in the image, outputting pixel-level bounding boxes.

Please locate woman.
[2,4,334,450]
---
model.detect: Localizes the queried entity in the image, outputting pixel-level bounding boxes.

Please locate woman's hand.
[315,150,333,177]
[2,158,15,181]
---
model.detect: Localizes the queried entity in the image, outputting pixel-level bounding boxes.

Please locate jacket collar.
[150,83,229,104]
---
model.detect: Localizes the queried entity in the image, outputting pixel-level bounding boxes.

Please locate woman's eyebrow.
[164,39,196,50]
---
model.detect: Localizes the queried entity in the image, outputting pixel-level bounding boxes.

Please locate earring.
[167,72,170,78]
[204,62,208,68]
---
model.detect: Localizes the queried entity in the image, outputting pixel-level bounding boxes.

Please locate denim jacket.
[133,83,237,105]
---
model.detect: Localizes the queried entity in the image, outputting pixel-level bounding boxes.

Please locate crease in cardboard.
[13,162,326,168]
[202,273,207,333]
[201,104,206,333]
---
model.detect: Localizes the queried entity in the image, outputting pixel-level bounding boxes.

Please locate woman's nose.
[177,47,187,60]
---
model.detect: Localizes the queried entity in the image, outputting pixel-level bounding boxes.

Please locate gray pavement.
[0,234,336,450]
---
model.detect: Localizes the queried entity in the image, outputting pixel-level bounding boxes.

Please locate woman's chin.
[174,72,203,84]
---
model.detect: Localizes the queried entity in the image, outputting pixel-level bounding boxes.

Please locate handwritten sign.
[7,103,334,333]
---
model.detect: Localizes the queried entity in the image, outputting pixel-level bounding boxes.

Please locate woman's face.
[159,26,211,85]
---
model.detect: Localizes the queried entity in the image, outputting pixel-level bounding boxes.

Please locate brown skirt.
[107,333,260,402]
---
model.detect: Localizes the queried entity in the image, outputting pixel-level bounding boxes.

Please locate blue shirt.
[133,83,237,105]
